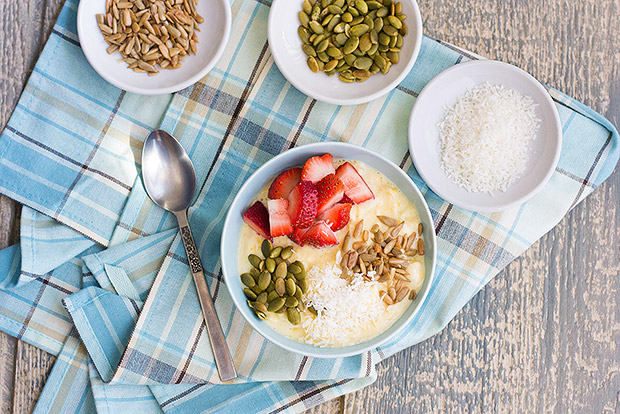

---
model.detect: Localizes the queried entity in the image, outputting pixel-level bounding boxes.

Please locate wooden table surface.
[1,0,619,413]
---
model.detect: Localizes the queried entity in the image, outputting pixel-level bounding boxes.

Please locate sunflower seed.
[383,239,396,254]
[418,238,425,255]
[353,220,364,238]
[394,273,410,282]
[352,241,366,250]
[377,215,398,226]
[409,290,417,301]
[395,287,409,302]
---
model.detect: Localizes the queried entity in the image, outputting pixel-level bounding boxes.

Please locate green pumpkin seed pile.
[242,239,309,325]
[298,0,407,83]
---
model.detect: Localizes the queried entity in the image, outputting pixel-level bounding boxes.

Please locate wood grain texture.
[0,0,618,413]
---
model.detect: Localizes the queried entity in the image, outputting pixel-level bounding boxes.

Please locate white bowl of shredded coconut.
[408,60,562,212]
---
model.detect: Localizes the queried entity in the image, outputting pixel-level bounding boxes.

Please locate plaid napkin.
[0,0,618,412]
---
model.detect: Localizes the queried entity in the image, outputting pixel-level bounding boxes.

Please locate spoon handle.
[175,211,237,382]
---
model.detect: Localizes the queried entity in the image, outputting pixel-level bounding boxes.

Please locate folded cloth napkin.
[0,0,618,413]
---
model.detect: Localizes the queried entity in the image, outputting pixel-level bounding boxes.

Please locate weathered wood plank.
[0,333,16,414]
[12,342,55,414]
[0,0,65,412]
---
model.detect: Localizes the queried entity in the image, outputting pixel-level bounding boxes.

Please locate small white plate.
[408,60,562,212]
[268,0,423,106]
[77,0,231,95]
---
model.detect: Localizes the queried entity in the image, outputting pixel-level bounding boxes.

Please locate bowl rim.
[77,0,232,95]
[221,142,437,358]
[267,0,424,106]
[407,59,563,212]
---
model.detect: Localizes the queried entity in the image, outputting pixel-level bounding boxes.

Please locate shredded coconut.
[301,263,387,347]
[438,82,540,193]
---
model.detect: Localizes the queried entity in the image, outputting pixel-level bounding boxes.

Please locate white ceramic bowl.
[221,142,436,358]
[268,0,423,106]
[408,60,562,212]
[77,0,231,95]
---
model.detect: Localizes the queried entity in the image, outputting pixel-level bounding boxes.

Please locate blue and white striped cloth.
[0,0,618,412]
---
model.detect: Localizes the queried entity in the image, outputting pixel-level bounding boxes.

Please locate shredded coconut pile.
[438,82,540,193]
[301,260,386,347]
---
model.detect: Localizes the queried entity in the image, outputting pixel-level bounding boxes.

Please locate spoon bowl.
[142,130,197,213]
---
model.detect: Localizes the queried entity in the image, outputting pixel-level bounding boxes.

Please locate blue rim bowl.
[221,142,436,358]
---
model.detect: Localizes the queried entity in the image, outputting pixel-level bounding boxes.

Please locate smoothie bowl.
[221,142,436,358]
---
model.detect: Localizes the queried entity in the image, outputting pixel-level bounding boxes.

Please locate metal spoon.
[141,129,237,382]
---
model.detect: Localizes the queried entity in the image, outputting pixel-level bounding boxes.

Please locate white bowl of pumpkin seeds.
[78,0,231,95]
[268,0,422,106]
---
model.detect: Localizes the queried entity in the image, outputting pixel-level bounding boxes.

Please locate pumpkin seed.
[387,50,399,64]
[383,24,398,36]
[307,56,320,72]
[299,26,311,43]
[261,239,272,258]
[256,292,268,304]
[275,278,286,296]
[273,261,286,279]
[258,271,271,290]
[268,297,285,312]
[303,0,312,14]
[308,305,318,315]
[298,278,309,293]
[350,23,370,37]
[359,33,372,52]
[285,296,298,308]
[343,36,360,54]
[287,307,302,325]
[294,285,303,300]
[387,15,402,29]
[253,301,268,313]
[341,12,353,22]
[294,268,307,280]
[267,290,279,302]
[299,11,310,28]
[248,254,262,268]
[265,258,276,273]
[281,246,293,260]
[285,278,296,296]
[302,43,317,57]
[269,246,282,258]
[241,273,256,287]
[372,54,386,69]
[309,20,324,34]
[244,288,257,300]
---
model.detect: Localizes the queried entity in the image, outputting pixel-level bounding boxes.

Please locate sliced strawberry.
[302,221,339,248]
[335,162,375,204]
[287,181,318,228]
[316,203,351,232]
[301,154,335,184]
[243,201,272,240]
[289,226,309,246]
[316,173,345,215]
[268,167,302,199]
[268,199,293,237]
[339,194,354,204]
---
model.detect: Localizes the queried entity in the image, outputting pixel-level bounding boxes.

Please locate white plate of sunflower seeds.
[78,0,232,95]
[268,0,423,106]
